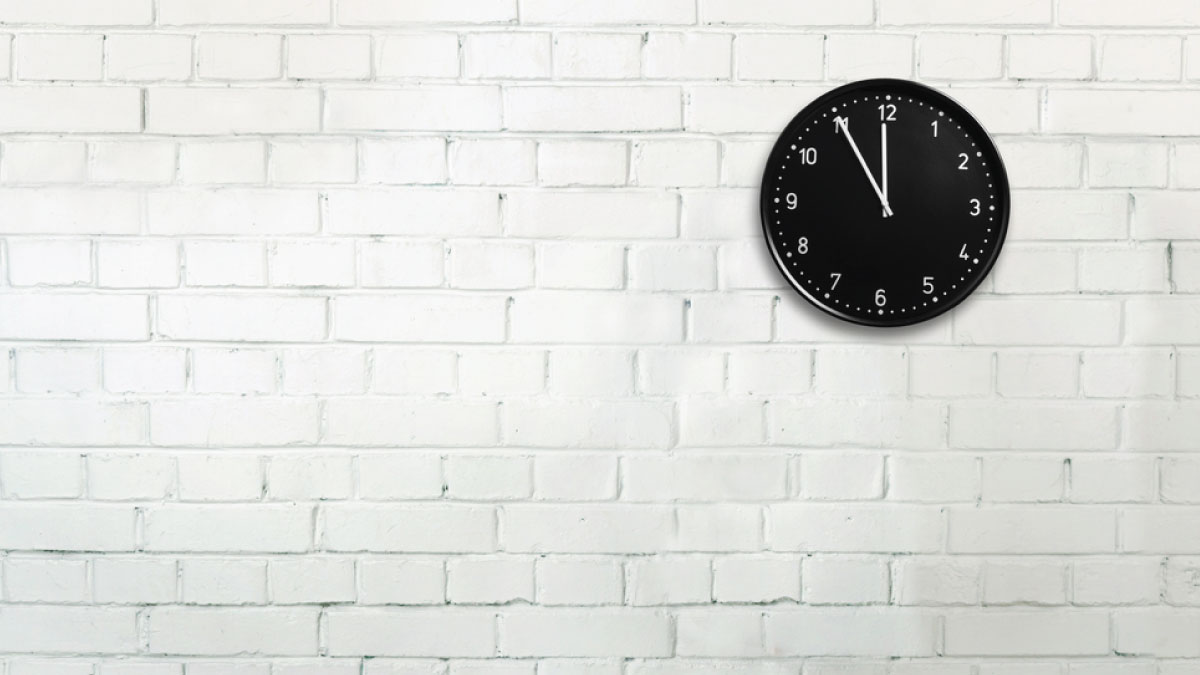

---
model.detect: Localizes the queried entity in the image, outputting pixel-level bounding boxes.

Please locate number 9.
[786,193,798,210]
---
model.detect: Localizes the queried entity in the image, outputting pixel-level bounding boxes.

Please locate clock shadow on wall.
[761,79,1011,328]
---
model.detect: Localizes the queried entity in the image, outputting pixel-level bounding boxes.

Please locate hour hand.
[835,117,893,217]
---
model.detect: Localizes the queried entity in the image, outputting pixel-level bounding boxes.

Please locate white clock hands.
[834,116,893,217]
[881,121,889,217]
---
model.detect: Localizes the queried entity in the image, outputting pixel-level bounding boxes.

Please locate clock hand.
[881,121,889,217]
[835,117,893,217]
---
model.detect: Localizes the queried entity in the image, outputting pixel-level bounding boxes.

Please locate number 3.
[969,198,981,216]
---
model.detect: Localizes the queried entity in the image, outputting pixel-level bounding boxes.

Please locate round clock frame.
[760,78,1010,327]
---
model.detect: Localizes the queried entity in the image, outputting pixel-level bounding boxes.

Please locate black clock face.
[761,79,1010,327]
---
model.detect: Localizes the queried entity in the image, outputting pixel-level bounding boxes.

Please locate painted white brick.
[0,399,147,446]
[196,32,281,79]
[803,556,890,605]
[1008,35,1092,79]
[358,453,442,500]
[360,559,445,605]
[182,558,267,605]
[771,400,946,448]
[89,453,175,500]
[1079,244,1168,293]
[500,609,672,657]
[997,141,1083,189]
[91,141,176,183]
[505,86,681,132]
[1074,557,1160,605]
[676,609,763,657]
[151,399,319,446]
[982,456,1065,502]
[158,295,325,342]
[4,557,88,602]
[888,454,980,503]
[451,139,536,186]
[160,0,329,24]
[701,0,873,25]
[3,141,86,183]
[282,347,366,395]
[465,32,551,79]
[769,504,944,553]
[880,0,1051,24]
[537,140,627,187]
[97,240,179,289]
[449,241,535,290]
[0,607,138,654]
[267,454,353,501]
[328,86,502,132]
[144,505,312,553]
[828,34,914,79]
[736,33,823,81]
[180,140,265,184]
[894,557,981,605]
[377,33,459,78]
[270,557,356,604]
[632,140,720,188]
[7,239,91,286]
[919,33,1003,79]
[327,608,495,657]
[0,87,140,132]
[184,241,267,287]
[271,139,357,184]
[645,33,731,79]
[0,503,136,551]
[1099,36,1182,81]
[177,454,263,502]
[270,240,356,287]
[15,347,97,393]
[1089,141,1168,187]
[0,451,83,499]
[1070,457,1157,503]
[0,0,152,25]
[448,558,534,604]
[553,33,641,79]
[445,454,533,500]
[984,561,1068,605]
[16,33,102,80]
[536,557,623,605]
[628,556,712,605]
[339,0,516,24]
[948,506,1115,553]
[150,88,319,134]
[504,400,673,449]
[106,33,191,80]
[93,558,177,604]
[944,611,1109,656]
[801,453,885,501]
[534,452,619,501]
[287,34,370,80]
[147,607,319,656]
[765,608,938,657]
[1114,609,1200,657]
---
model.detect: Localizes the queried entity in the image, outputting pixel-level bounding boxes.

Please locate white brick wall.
[0,0,1198,669]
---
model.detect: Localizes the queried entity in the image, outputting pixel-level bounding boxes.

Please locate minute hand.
[835,117,893,217]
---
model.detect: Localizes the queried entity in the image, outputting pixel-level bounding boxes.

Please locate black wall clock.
[760,79,1010,327]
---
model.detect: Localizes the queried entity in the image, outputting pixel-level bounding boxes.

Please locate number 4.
[959,244,970,260]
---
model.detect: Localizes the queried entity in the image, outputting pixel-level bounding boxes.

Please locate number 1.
[931,120,938,137]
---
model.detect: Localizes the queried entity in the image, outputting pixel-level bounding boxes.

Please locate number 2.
[958,153,969,170]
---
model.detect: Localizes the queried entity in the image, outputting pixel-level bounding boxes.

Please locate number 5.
[923,276,934,295]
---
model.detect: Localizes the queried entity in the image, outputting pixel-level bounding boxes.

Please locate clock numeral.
[798,147,817,165]
[830,272,841,290]
[931,120,938,137]
[959,244,970,260]
[875,289,887,307]
[833,115,848,133]
[923,276,935,295]
[786,193,798,210]
[958,153,970,170]
[878,104,896,121]
[798,237,809,254]
[969,198,981,216]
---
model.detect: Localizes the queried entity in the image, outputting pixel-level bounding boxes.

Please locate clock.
[760,79,1010,327]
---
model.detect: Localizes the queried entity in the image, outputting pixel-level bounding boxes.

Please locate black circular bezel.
[759,78,1010,328]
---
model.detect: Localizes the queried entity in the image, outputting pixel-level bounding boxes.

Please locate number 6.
[875,289,886,307]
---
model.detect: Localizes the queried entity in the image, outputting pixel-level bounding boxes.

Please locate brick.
[148,88,318,134]
[270,558,356,604]
[536,557,622,605]
[1079,245,1167,292]
[270,240,356,287]
[182,558,267,605]
[981,456,1065,502]
[151,398,318,446]
[537,140,627,186]
[177,454,263,501]
[503,400,674,448]
[894,558,981,605]
[326,190,500,236]
[701,0,873,25]
[632,140,720,188]
[801,453,885,500]
[158,295,325,341]
[1050,90,1200,135]
[629,556,712,605]
[465,32,551,79]
[1114,609,1200,657]
[89,453,176,500]
[371,348,456,394]
[287,34,370,80]
[377,34,459,78]
[0,451,83,498]
[1074,558,1160,605]
[803,556,890,604]
[327,609,495,657]
[553,33,640,79]
[624,454,786,502]
[448,558,534,604]
[327,87,502,131]
[948,506,1116,553]
[983,561,1068,605]
[149,189,317,234]
[954,299,1121,345]
[1163,457,1200,503]
[161,0,328,24]
[449,241,535,290]
[0,399,146,446]
[737,34,824,81]
[91,141,176,183]
[147,608,319,656]
[500,609,672,657]
[144,505,312,553]
[944,611,1109,656]
[0,503,135,551]
[4,557,87,602]
[771,400,945,448]
[183,241,265,287]
[533,453,619,501]
[451,139,536,186]
[503,505,673,553]
[1122,507,1200,552]
[196,33,281,79]
[1059,0,1200,25]
[511,293,683,344]
[1070,457,1156,503]
[0,607,137,654]
[888,454,980,502]
[3,140,86,183]
[919,33,1003,79]
[638,348,724,394]
[267,455,353,501]
[829,34,914,79]
[676,609,763,657]
[334,295,504,343]
[358,453,442,500]
[271,139,356,184]
[1008,35,1092,79]
[445,454,533,500]
[325,399,499,446]
[769,504,944,553]
[360,559,445,605]
[322,505,495,553]
[765,609,938,657]
[180,140,265,184]
[687,85,822,133]
[106,33,191,80]
[0,0,151,24]
[338,0,516,24]
[94,558,177,604]
[522,0,693,24]
[645,33,731,79]
[282,347,367,395]
[505,86,681,132]
[16,34,102,80]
